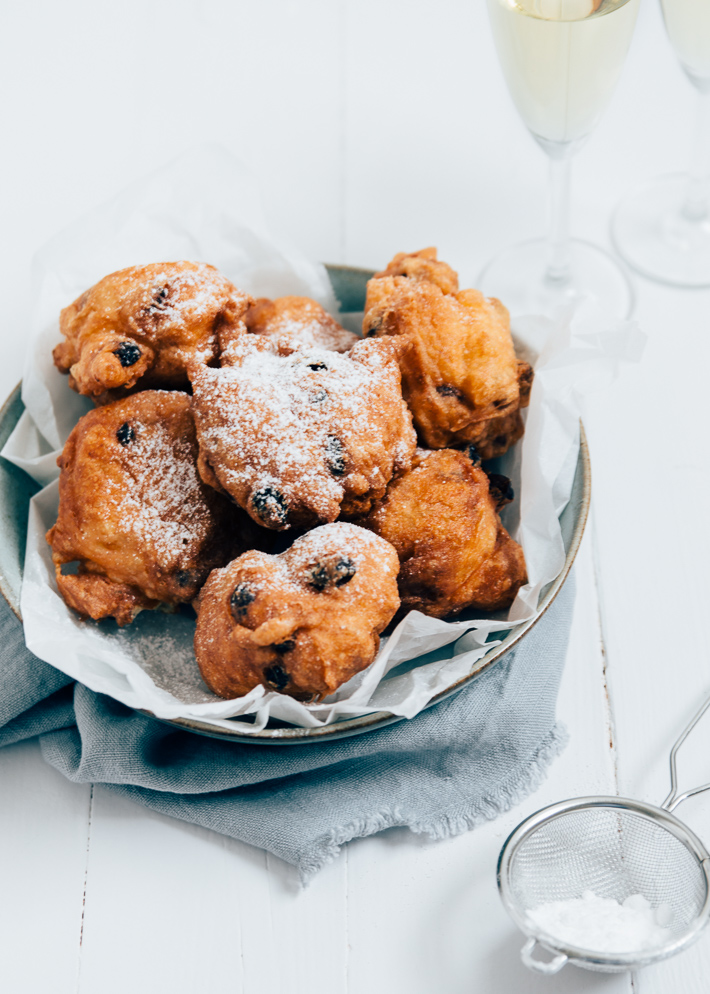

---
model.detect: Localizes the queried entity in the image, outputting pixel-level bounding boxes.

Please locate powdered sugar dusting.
[287,522,399,610]
[190,336,416,528]
[289,521,398,571]
[104,402,218,565]
[270,317,357,354]
[98,260,252,370]
[246,296,358,354]
[105,609,220,702]
[131,261,240,329]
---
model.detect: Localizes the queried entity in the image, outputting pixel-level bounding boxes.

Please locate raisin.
[264,663,289,691]
[113,342,142,367]
[309,557,356,590]
[309,564,331,590]
[466,443,481,466]
[251,486,289,528]
[116,422,135,445]
[334,558,356,586]
[324,435,346,476]
[518,362,534,400]
[230,582,255,619]
[274,640,296,654]
[309,387,328,404]
[494,435,508,448]
[175,569,196,587]
[366,317,383,337]
[307,361,327,371]
[144,286,170,316]
[487,473,514,509]
[436,384,463,399]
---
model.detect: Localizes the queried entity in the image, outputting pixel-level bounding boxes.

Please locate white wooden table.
[1,1,709,991]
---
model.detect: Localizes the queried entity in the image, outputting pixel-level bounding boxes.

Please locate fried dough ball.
[46,391,249,626]
[362,449,527,619]
[194,523,400,701]
[53,261,252,403]
[188,336,416,531]
[363,273,533,457]
[245,296,358,353]
[373,247,459,295]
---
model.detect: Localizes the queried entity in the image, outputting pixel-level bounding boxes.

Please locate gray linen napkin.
[0,574,573,880]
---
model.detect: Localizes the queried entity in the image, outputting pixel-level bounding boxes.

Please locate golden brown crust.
[194,523,400,700]
[373,247,459,295]
[363,264,533,456]
[188,336,417,531]
[245,296,358,353]
[46,390,250,625]
[450,361,533,459]
[460,410,525,462]
[52,570,159,628]
[362,449,527,618]
[53,261,252,402]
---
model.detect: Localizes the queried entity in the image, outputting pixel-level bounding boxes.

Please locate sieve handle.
[662,690,710,812]
[520,938,568,975]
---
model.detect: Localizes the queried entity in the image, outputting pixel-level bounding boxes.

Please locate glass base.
[612,174,710,288]
[478,238,635,320]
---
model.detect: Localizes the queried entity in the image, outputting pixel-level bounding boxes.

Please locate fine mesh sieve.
[497,692,710,974]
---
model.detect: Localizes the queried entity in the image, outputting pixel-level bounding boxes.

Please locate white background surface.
[1,1,709,992]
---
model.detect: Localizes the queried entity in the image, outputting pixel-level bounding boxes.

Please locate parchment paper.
[1,145,644,732]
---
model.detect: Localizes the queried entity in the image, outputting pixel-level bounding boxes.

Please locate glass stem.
[544,150,573,287]
[682,87,710,223]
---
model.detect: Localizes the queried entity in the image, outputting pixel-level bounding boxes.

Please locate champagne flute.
[480,0,640,318]
[612,0,710,286]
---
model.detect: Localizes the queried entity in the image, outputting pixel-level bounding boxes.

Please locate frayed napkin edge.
[298,720,570,884]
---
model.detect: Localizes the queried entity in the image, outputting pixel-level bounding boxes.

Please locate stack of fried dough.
[47,250,531,703]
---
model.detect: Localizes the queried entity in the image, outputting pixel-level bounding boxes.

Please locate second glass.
[613,0,710,287]
[480,0,640,318]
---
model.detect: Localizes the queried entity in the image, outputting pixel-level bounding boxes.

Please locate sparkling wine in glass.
[613,0,710,286]
[481,0,640,318]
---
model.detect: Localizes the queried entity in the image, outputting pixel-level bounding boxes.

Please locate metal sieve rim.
[497,795,710,969]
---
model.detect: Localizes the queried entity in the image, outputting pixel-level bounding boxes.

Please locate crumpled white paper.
[1,146,645,733]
